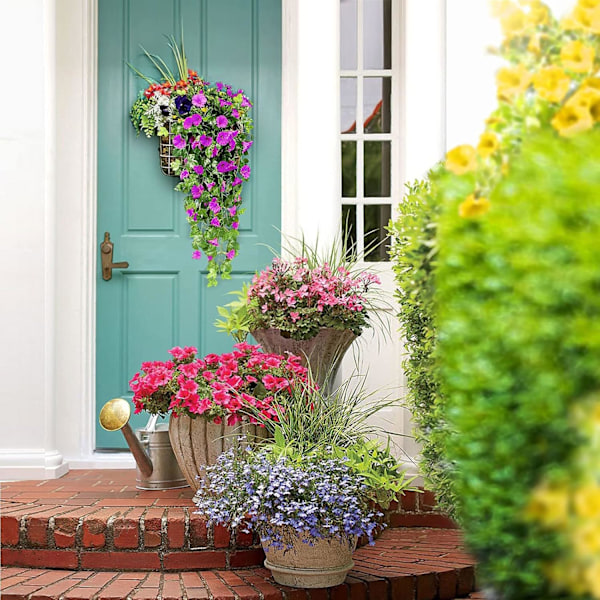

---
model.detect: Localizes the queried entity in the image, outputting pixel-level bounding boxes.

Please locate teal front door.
[96,0,281,449]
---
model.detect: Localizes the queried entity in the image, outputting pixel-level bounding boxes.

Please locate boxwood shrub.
[435,127,600,598]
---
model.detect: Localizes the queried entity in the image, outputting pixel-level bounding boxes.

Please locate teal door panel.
[96,0,281,449]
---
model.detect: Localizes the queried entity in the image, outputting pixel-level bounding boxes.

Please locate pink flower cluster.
[129,342,310,425]
[246,257,381,339]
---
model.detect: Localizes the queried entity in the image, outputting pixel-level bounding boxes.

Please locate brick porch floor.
[0,470,479,599]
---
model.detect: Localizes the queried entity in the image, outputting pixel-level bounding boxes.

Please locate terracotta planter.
[251,328,357,387]
[168,415,269,491]
[262,528,357,588]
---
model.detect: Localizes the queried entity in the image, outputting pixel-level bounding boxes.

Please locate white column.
[0,0,68,480]
[282,0,341,249]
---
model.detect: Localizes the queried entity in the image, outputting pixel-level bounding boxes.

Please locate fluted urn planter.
[262,528,357,588]
[168,415,269,491]
[251,328,356,387]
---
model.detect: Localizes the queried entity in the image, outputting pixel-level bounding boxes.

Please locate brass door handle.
[100,232,129,281]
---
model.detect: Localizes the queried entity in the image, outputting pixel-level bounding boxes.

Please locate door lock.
[100,232,129,281]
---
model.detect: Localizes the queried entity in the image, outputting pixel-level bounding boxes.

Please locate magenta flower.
[206,182,216,190]
[211,147,219,157]
[208,198,221,214]
[228,139,236,152]
[208,238,219,247]
[180,170,189,180]
[216,131,232,146]
[216,115,228,128]
[192,92,207,107]
[240,165,251,180]
[210,217,221,227]
[191,137,200,149]
[217,161,236,173]
[241,97,251,108]
[232,177,242,186]
[184,113,202,129]
[173,134,186,149]
[228,206,237,216]
[242,141,253,153]
[232,109,240,118]
[226,250,236,260]
[207,255,214,261]
[200,135,212,147]
[192,250,202,259]
[191,185,202,199]
[232,221,239,230]
[216,82,224,91]
[193,165,204,176]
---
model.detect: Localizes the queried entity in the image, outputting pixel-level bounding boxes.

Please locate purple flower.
[228,206,237,217]
[216,82,224,91]
[183,113,202,129]
[175,95,192,116]
[210,217,221,227]
[186,209,195,217]
[232,221,239,230]
[232,177,242,186]
[206,182,216,191]
[241,97,251,108]
[232,109,240,118]
[219,99,232,108]
[193,165,204,176]
[217,161,236,173]
[200,135,213,147]
[192,250,202,259]
[216,131,232,146]
[208,198,221,214]
[207,255,214,262]
[226,250,236,260]
[216,115,228,128]
[173,134,186,149]
[191,185,202,199]
[240,165,251,180]
[192,92,207,107]
[211,146,219,158]
[228,139,236,152]
[208,238,219,247]
[191,137,200,149]
[242,141,253,153]
[180,170,189,180]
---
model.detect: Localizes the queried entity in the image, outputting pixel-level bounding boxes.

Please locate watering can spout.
[99,398,153,478]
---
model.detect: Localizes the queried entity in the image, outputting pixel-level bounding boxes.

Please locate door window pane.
[341,77,357,133]
[364,141,391,197]
[341,0,358,70]
[342,204,357,259]
[363,0,392,69]
[364,77,391,133]
[341,141,357,197]
[364,204,391,262]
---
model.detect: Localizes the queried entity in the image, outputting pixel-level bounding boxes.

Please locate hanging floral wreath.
[129,37,253,285]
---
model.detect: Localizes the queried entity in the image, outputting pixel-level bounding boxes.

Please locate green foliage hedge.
[435,128,600,598]
[388,175,457,517]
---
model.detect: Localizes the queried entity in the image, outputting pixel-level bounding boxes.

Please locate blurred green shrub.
[435,128,600,598]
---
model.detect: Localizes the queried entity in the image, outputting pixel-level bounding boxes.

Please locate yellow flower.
[527,35,542,55]
[525,483,569,527]
[477,132,500,158]
[552,104,595,136]
[574,5,600,33]
[573,521,600,556]
[585,560,600,598]
[561,12,583,30]
[445,145,477,175]
[523,1,551,25]
[500,7,529,37]
[561,40,596,73]
[458,195,490,218]
[574,484,600,518]
[566,87,600,121]
[582,77,600,92]
[532,66,571,103]
[497,64,532,101]
[579,0,600,8]
[490,0,518,18]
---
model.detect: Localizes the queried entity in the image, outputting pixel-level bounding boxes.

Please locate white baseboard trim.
[0,449,70,481]
[66,453,136,470]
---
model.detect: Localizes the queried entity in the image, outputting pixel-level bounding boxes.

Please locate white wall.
[0,0,67,479]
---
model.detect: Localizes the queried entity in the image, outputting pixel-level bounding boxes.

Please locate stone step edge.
[0,564,477,600]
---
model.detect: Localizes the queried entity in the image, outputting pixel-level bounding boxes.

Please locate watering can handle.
[145,414,159,432]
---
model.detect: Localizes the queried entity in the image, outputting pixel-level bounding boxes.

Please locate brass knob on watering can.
[99,398,153,478]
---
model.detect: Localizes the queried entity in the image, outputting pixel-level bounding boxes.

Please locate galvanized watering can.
[99,398,188,490]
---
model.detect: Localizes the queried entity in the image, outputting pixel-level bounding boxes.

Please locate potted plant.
[194,374,415,588]
[215,239,384,386]
[128,342,311,489]
[129,36,253,285]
